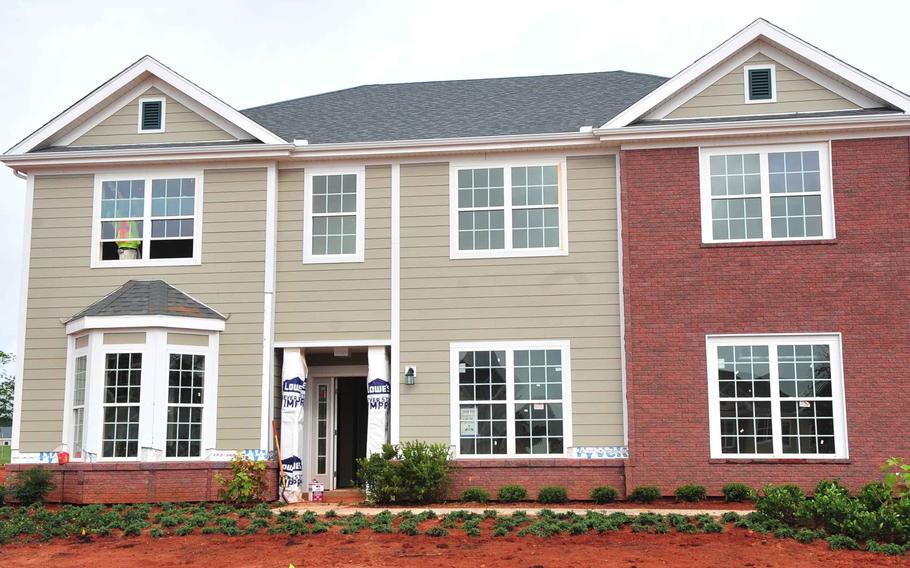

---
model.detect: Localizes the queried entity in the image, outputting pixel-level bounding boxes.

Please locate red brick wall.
[448,459,626,501]
[4,462,279,504]
[620,137,910,496]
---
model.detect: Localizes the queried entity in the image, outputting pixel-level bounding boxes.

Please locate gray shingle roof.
[67,280,224,322]
[241,71,666,144]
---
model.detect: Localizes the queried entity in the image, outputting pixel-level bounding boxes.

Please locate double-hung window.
[706,334,847,459]
[71,351,88,460]
[93,171,202,266]
[166,353,205,458]
[102,352,143,459]
[699,143,834,243]
[451,341,572,458]
[304,167,365,263]
[450,158,568,258]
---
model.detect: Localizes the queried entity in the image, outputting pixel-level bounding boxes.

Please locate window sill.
[708,458,851,465]
[701,239,837,249]
[91,257,201,269]
[449,248,569,260]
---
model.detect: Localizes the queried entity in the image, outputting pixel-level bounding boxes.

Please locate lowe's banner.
[366,346,391,456]
[280,348,308,503]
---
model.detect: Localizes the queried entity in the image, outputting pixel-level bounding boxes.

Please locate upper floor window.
[706,334,847,459]
[449,158,568,259]
[304,167,365,263]
[138,97,165,132]
[744,65,776,103]
[92,171,202,267]
[699,143,834,244]
[451,341,572,458]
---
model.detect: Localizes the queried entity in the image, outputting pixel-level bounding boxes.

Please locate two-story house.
[2,19,908,502]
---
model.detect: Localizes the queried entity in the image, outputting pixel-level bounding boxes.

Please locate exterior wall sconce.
[404,365,417,385]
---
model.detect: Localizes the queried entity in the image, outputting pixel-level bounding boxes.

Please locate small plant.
[537,486,568,504]
[867,540,906,556]
[461,487,491,503]
[253,502,272,518]
[882,457,910,497]
[498,484,528,503]
[629,486,660,504]
[175,525,195,536]
[590,486,619,504]
[858,482,891,512]
[215,454,269,506]
[425,526,449,537]
[357,441,451,505]
[150,526,164,538]
[757,484,807,525]
[826,534,859,550]
[720,511,740,524]
[674,484,706,502]
[793,528,820,544]
[324,509,338,518]
[11,468,55,505]
[0,484,5,505]
[722,483,753,502]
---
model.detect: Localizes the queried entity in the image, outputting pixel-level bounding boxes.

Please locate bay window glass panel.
[72,355,87,459]
[166,354,204,458]
[102,353,142,458]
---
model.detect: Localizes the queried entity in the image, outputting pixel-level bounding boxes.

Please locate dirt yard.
[4,528,907,567]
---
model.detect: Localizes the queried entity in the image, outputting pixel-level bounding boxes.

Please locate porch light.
[404,366,416,385]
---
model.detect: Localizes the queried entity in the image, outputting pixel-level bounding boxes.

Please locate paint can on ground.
[308,480,324,502]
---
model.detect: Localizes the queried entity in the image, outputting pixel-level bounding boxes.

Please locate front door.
[310,378,334,489]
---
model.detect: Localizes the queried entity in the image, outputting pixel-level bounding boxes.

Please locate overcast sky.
[1,0,909,362]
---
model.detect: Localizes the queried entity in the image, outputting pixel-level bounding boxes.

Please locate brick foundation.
[448,459,626,500]
[620,137,910,496]
[3,461,280,504]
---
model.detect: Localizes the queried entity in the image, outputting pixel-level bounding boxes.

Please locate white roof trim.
[66,314,226,335]
[599,18,910,130]
[7,55,285,154]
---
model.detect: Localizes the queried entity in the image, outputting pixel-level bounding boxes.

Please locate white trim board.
[11,174,34,452]
[6,55,285,154]
[599,18,910,130]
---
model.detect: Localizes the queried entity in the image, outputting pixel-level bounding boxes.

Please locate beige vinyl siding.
[667,51,860,119]
[20,168,266,452]
[399,156,623,447]
[274,166,391,342]
[70,87,236,146]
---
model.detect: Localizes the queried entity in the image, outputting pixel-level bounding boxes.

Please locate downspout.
[13,169,26,180]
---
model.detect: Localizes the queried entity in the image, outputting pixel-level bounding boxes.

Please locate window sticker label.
[460,407,478,437]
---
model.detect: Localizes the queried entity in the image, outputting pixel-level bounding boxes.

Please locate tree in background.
[0,351,13,428]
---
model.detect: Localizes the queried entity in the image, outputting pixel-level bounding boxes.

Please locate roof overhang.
[597,18,910,131]
[6,55,286,155]
[66,314,226,335]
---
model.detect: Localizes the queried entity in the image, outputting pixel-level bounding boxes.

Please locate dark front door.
[335,378,368,488]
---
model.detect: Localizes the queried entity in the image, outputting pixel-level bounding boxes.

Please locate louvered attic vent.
[747,67,773,101]
[140,100,163,131]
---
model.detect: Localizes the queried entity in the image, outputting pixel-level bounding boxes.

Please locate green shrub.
[858,482,891,512]
[0,484,5,505]
[794,528,820,543]
[11,468,55,505]
[629,486,660,504]
[150,526,164,538]
[356,442,451,505]
[882,457,910,497]
[757,484,806,525]
[537,486,568,504]
[674,484,706,502]
[722,483,753,502]
[497,485,528,503]
[720,511,740,524]
[215,454,268,505]
[425,526,448,537]
[591,486,619,504]
[866,540,906,556]
[826,534,859,550]
[461,487,490,503]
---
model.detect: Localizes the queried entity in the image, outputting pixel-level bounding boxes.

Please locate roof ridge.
[242,69,668,112]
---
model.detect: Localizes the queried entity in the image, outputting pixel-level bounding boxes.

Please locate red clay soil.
[412,498,757,511]
[4,528,906,568]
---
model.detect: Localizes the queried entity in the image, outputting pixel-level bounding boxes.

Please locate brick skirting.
[3,461,280,504]
[448,459,627,500]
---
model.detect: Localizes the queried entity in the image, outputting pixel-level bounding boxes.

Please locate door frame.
[307,364,368,491]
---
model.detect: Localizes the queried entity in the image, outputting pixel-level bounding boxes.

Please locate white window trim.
[699,142,835,244]
[449,340,573,459]
[64,327,219,462]
[448,155,570,259]
[705,333,849,460]
[744,64,777,104]
[90,168,204,268]
[303,165,366,264]
[137,96,166,133]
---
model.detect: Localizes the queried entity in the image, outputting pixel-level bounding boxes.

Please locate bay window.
[451,341,572,458]
[706,334,847,459]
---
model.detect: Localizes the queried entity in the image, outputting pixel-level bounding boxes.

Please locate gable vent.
[140,100,163,131]
[747,68,773,101]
